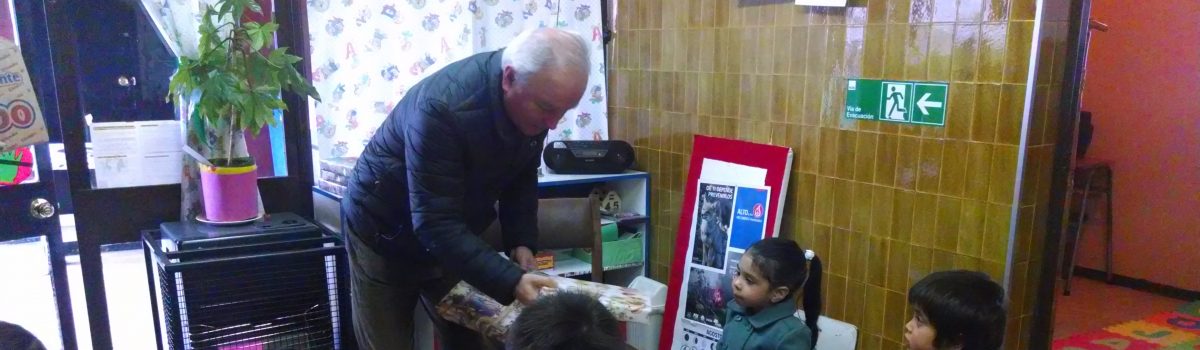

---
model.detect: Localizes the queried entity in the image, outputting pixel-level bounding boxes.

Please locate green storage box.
[601,222,619,242]
[572,232,644,268]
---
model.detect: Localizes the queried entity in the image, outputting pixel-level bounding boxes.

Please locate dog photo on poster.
[690,182,734,272]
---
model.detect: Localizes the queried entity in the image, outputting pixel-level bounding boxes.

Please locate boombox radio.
[542,140,635,174]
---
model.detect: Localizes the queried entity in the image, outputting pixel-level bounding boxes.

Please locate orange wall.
[1077,0,1200,291]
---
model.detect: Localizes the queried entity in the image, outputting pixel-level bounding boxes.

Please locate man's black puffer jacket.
[342,49,543,304]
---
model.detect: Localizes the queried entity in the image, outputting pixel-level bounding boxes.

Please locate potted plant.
[167,0,320,222]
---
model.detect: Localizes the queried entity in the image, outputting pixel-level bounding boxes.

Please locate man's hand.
[513,273,557,305]
[511,246,537,271]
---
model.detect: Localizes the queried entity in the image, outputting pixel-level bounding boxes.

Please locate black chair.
[1061,159,1114,296]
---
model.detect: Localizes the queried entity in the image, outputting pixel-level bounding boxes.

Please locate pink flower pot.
[199,163,258,222]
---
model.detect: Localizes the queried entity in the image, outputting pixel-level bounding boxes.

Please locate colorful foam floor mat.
[1054,301,1200,349]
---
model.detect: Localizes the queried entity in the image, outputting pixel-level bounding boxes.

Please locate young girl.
[720,237,824,350]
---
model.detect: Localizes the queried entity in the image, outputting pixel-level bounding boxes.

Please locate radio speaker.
[543,140,635,174]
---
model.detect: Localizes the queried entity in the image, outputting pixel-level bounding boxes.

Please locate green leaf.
[250,33,265,51]
[259,31,274,51]
[260,99,279,126]
[245,0,263,14]
[229,0,249,20]
[197,31,212,52]
[282,66,320,101]
[217,1,233,16]
[250,24,276,53]
[266,48,287,68]
[191,109,208,148]
[282,53,302,65]
[253,84,278,94]
[255,109,271,134]
[243,22,263,51]
[266,95,286,109]
[244,93,258,133]
[167,65,191,102]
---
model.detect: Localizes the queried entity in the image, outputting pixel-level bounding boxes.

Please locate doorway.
[1035,0,1200,348]
[0,1,317,349]
[0,0,77,348]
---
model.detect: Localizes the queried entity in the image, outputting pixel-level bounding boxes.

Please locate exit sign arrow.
[917,93,943,115]
[844,79,948,126]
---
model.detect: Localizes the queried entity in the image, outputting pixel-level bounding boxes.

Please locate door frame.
[1029,0,1091,347]
[43,0,316,348]
[2,0,78,348]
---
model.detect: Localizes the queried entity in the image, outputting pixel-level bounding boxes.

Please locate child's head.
[905,270,1007,350]
[0,321,47,350]
[734,237,823,344]
[508,292,626,350]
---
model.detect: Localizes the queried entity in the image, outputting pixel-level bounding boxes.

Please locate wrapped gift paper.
[435,275,652,341]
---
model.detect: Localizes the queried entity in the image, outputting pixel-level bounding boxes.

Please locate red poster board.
[659,135,793,349]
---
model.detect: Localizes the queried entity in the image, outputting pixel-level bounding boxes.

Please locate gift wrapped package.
[435,276,653,341]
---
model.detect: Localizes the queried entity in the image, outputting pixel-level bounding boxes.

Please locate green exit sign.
[845,79,948,127]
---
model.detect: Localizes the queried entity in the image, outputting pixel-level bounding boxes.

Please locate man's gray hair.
[502,28,591,85]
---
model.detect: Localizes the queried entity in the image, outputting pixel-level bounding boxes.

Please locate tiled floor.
[73,247,158,350]
[5,237,1187,348]
[0,239,65,349]
[0,239,155,350]
[1052,276,1188,339]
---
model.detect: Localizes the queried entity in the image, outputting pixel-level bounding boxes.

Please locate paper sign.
[846,78,949,126]
[729,187,769,250]
[51,142,98,171]
[0,39,48,152]
[700,158,767,187]
[90,121,183,189]
[795,0,848,6]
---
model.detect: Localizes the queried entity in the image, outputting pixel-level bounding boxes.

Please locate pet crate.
[143,213,352,350]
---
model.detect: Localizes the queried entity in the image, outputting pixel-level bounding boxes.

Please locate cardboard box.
[535,251,555,270]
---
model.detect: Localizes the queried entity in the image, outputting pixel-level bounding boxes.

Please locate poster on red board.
[659,135,793,349]
[670,180,771,349]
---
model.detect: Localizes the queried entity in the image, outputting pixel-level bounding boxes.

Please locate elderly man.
[341,28,591,349]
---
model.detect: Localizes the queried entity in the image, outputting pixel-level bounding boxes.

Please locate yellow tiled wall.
[607,1,1046,348]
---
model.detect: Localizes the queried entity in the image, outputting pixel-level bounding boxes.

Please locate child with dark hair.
[508,292,627,350]
[0,321,47,350]
[905,270,1007,350]
[720,237,824,350]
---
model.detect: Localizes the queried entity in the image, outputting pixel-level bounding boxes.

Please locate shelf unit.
[312,170,651,286]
